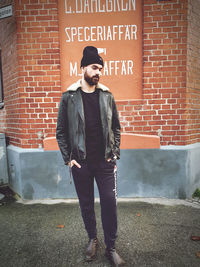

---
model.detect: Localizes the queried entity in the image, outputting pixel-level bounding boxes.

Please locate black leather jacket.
[56,80,121,164]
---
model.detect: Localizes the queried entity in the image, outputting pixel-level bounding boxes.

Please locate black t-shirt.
[80,89,104,162]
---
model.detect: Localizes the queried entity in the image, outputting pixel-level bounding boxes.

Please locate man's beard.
[84,71,99,86]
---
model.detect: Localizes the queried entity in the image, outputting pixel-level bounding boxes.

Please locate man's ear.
[81,66,86,73]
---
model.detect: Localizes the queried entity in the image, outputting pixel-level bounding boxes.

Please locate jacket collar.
[67,79,109,92]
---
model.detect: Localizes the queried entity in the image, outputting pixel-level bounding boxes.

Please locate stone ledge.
[43,133,160,151]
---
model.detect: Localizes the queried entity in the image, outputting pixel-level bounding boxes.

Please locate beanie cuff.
[80,46,104,68]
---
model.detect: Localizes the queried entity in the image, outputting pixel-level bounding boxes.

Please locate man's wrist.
[109,155,117,162]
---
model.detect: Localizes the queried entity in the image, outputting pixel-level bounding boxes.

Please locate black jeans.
[72,160,117,249]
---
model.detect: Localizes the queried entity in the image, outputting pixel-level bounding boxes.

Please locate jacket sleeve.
[56,94,71,164]
[111,95,121,159]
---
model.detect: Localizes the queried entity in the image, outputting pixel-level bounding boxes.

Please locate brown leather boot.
[105,248,125,266]
[85,238,98,262]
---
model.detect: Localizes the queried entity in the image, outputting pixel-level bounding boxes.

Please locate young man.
[56,46,125,266]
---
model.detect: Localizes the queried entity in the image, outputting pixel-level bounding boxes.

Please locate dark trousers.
[72,160,117,249]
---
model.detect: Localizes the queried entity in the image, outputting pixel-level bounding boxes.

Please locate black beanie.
[80,46,104,68]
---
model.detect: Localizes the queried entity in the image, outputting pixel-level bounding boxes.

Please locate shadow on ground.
[0,185,18,205]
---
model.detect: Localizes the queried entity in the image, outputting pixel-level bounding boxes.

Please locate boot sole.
[85,255,97,262]
[105,252,126,266]
[85,243,99,262]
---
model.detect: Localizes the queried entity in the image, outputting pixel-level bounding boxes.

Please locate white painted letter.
[70,62,77,76]
[113,0,120,11]
[65,0,72,13]
[76,0,83,13]
[97,26,103,41]
[129,0,135,11]
[65,27,71,42]
[71,27,77,42]
[84,27,90,41]
[103,61,109,76]
[103,26,106,40]
[131,24,137,40]
[112,25,118,40]
[118,25,124,40]
[125,25,130,40]
[78,27,83,42]
[84,0,90,13]
[107,26,112,40]
[127,60,133,75]
[98,0,105,12]
[109,61,114,75]
[121,60,127,75]
[91,0,98,12]
[115,61,120,75]
[91,26,96,41]
[121,0,128,11]
[106,0,112,12]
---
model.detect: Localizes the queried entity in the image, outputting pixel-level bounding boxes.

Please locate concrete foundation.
[0,133,9,184]
[7,144,200,200]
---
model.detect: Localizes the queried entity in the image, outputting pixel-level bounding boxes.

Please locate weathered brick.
[1,0,199,148]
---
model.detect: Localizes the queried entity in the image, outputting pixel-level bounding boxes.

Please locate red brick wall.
[15,0,61,148]
[0,0,19,145]
[0,0,61,148]
[0,0,199,148]
[186,0,200,144]
[117,0,190,145]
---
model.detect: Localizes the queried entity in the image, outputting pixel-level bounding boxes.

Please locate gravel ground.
[0,200,200,267]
